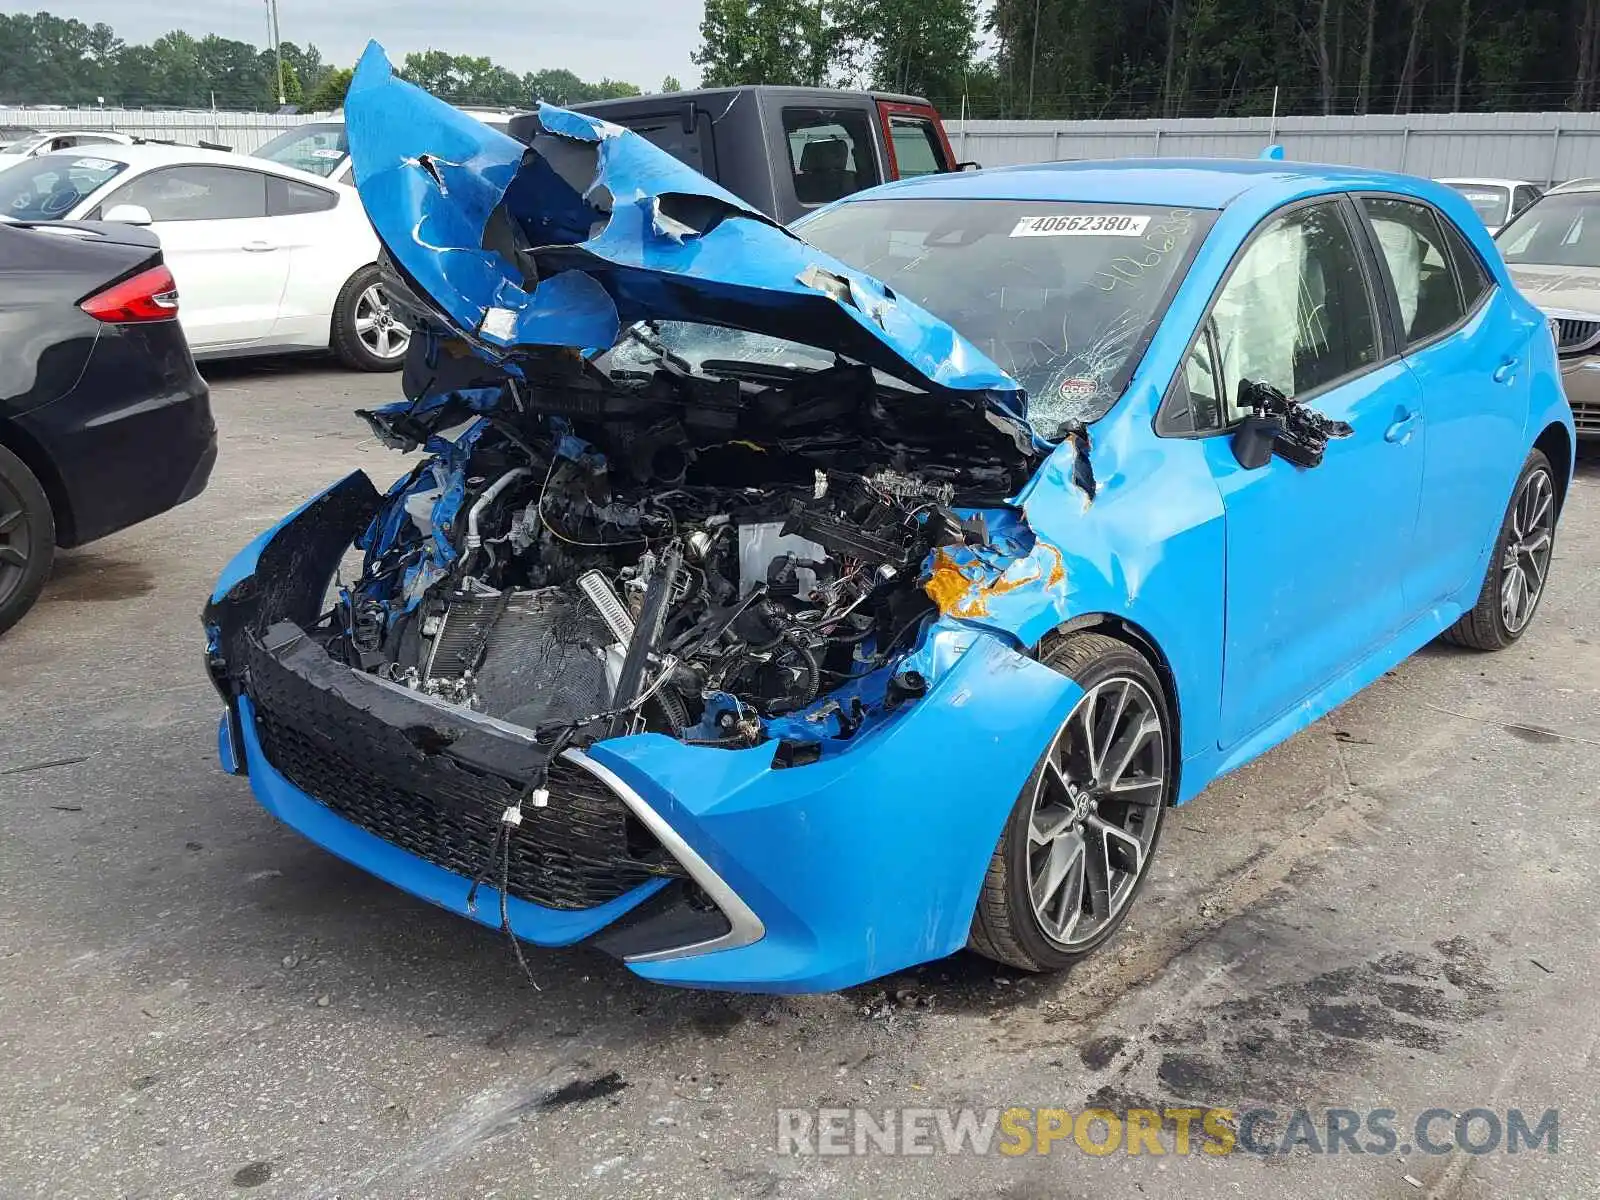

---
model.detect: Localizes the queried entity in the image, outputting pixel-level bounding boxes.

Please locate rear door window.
[1361,197,1467,346]
[783,107,879,207]
[888,116,943,178]
[103,165,269,221]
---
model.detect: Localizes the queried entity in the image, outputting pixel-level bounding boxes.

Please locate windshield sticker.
[1058,376,1100,400]
[71,157,117,170]
[1011,214,1151,238]
[310,148,345,159]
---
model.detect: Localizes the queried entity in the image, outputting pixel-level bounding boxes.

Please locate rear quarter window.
[613,112,715,175]
[267,175,337,216]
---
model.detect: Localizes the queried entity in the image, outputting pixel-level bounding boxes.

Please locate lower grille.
[246,635,682,910]
[1574,397,1600,436]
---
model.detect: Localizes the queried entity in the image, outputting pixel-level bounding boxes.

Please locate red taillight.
[80,265,179,323]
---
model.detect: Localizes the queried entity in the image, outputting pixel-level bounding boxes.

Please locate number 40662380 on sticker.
[1010,214,1151,237]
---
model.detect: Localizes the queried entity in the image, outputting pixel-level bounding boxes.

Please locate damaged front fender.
[586,625,1085,991]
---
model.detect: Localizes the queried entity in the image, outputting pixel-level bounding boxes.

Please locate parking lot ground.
[2,359,1598,1199]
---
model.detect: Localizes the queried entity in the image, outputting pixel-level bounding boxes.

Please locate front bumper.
[206,472,1082,992]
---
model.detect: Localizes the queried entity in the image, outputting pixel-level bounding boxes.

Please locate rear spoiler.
[126,136,235,153]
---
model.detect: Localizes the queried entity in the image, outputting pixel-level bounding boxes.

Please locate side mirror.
[957,160,982,172]
[102,203,153,226]
[1231,412,1286,469]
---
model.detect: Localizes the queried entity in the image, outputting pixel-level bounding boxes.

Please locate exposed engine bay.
[318,346,1039,751]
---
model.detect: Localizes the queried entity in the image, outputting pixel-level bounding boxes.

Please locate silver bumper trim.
[560,748,766,963]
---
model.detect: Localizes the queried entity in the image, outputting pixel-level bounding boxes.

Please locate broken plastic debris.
[1240,378,1353,468]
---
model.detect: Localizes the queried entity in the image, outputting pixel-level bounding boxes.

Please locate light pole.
[266,0,286,106]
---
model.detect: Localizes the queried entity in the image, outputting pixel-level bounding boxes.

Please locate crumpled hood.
[343,43,1031,432]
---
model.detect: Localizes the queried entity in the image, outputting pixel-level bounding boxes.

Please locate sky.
[5,0,705,88]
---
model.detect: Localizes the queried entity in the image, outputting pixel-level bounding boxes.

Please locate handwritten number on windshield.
[1092,210,1196,293]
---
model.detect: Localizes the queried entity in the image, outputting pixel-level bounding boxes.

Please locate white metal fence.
[12,105,1600,184]
[0,107,328,154]
[952,111,1600,185]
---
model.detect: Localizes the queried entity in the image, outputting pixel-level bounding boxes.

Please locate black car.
[0,217,216,635]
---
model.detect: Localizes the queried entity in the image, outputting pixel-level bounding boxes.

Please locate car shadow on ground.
[235,816,1048,1019]
[39,547,155,603]
[1575,438,1600,475]
[197,353,357,384]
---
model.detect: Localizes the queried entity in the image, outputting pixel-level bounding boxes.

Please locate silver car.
[1501,183,1600,438]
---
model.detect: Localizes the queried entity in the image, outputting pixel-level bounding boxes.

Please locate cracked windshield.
[637,199,1214,430]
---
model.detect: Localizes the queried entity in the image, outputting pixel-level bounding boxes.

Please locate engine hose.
[744,601,794,653]
[828,620,876,646]
[651,685,694,733]
[781,629,821,708]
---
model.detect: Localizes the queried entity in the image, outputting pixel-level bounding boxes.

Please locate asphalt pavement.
[1,357,1596,1199]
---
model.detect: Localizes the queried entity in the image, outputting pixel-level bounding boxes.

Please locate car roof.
[856,157,1459,210]
[1548,177,1600,193]
[30,141,349,188]
[575,85,932,112]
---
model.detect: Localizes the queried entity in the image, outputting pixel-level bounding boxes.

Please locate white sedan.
[1436,177,1544,236]
[0,129,137,172]
[251,109,512,184]
[0,143,407,370]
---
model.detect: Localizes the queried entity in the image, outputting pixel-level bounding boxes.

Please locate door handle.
[241,240,277,252]
[1384,411,1420,444]
[1493,356,1519,384]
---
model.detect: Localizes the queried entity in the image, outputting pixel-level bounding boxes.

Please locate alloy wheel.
[1027,677,1166,948]
[354,283,410,361]
[0,475,31,601]
[1501,467,1555,635]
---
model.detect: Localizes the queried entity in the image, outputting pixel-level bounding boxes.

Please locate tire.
[330,264,410,372]
[0,442,55,638]
[968,633,1173,973]
[1442,449,1557,651]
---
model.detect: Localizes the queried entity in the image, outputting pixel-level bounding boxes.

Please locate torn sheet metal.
[343,43,1033,437]
[920,507,1068,623]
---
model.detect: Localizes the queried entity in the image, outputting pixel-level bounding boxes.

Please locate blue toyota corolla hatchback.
[203,45,1575,993]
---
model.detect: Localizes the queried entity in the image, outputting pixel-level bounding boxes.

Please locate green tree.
[525,67,590,103]
[279,40,325,95]
[196,35,269,107]
[398,49,460,97]
[694,0,846,86]
[149,30,203,107]
[304,66,353,112]
[594,77,642,98]
[279,59,304,105]
[844,0,979,100]
[662,74,684,91]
